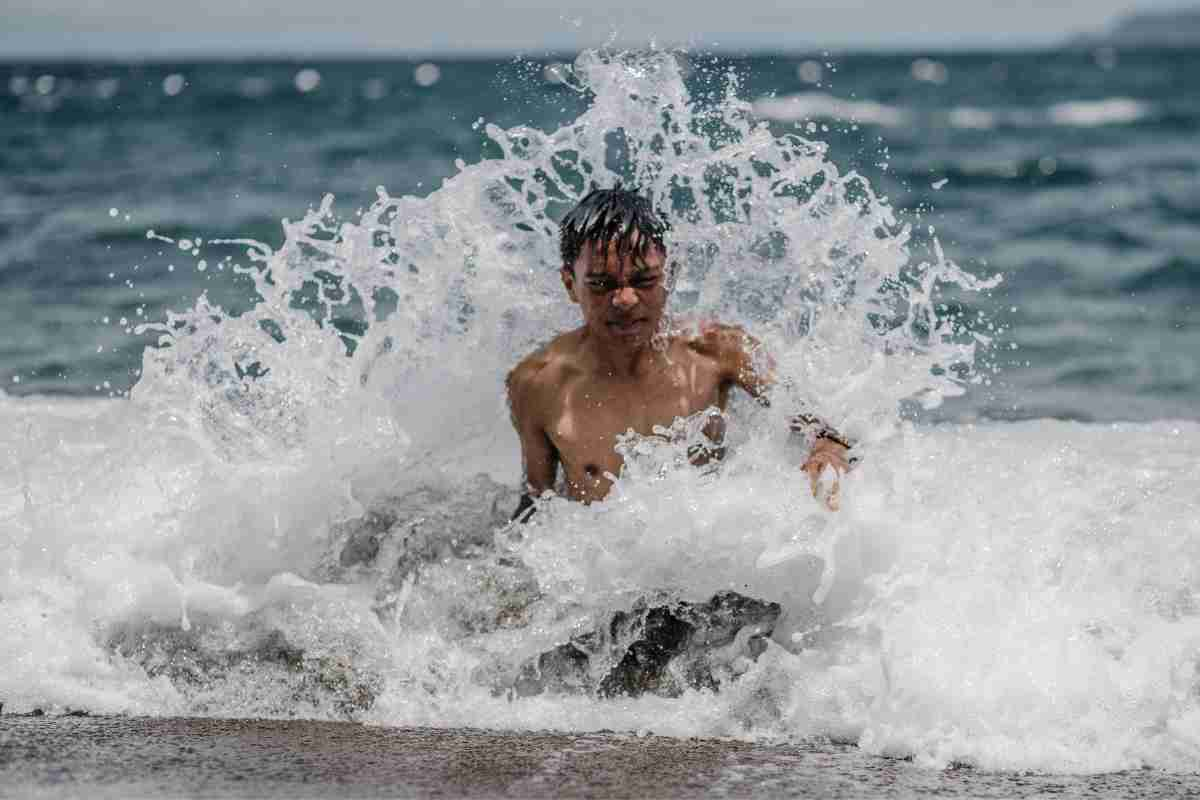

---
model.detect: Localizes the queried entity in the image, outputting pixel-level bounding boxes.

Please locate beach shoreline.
[2,715,1196,798]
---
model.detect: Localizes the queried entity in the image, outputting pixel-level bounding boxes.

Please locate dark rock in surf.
[512,642,593,697]
[104,617,381,717]
[332,474,521,572]
[337,510,389,567]
[102,475,526,718]
[509,591,781,699]
[328,474,538,633]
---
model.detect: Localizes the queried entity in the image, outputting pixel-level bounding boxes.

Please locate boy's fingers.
[802,460,821,496]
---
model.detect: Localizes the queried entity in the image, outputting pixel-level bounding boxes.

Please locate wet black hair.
[559,187,669,269]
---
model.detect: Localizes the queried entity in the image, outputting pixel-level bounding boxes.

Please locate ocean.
[1,47,1199,791]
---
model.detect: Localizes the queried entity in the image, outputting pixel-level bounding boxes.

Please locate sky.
[0,0,1194,57]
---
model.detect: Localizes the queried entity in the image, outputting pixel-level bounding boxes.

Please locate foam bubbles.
[910,58,949,85]
[162,74,185,97]
[797,60,823,85]
[294,68,321,94]
[414,62,441,87]
[95,77,120,99]
[542,62,570,85]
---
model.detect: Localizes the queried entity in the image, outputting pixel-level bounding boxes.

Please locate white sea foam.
[946,99,1150,130]
[946,107,998,130]
[752,93,910,127]
[1047,97,1151,127]
[3,50,1197,774]
[755,94,1152,131]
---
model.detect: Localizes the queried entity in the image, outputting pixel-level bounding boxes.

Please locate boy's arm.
[702,322,853,506]
[506,362,559,522]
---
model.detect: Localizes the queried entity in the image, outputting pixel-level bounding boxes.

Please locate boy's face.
[561,234,668,349]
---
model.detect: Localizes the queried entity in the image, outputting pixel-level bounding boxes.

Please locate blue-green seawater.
[1,50,1197,420]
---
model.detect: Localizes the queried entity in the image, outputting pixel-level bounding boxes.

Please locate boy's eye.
[583,275,658,292]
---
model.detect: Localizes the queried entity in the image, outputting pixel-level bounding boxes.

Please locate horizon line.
[0,39,1118,65]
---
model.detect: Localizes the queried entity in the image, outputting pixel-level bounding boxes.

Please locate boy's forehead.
[580,238,666,274]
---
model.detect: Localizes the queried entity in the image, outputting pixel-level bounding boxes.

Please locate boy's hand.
[801,438,852,510]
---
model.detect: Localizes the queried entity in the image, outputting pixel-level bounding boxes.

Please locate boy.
[507,188,851,519]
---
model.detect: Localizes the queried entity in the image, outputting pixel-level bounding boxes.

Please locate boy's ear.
[561,266,579,303]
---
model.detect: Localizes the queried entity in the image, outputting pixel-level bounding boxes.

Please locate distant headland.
[1070,6,1200,48]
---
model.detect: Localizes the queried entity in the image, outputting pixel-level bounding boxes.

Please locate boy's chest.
[547,359,725,460]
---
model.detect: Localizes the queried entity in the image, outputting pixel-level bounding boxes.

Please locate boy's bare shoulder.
[506,329,585,403]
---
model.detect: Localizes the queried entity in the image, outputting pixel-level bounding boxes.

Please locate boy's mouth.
[607,318,646,336]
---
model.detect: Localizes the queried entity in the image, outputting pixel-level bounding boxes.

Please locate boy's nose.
[612,286,639,309]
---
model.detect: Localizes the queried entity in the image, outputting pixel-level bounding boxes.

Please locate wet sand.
[1,716,1195,798]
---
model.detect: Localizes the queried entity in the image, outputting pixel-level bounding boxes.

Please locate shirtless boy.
[507,188,852,519]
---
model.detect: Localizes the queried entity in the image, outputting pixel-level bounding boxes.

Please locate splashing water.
[3,50,1199,774]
